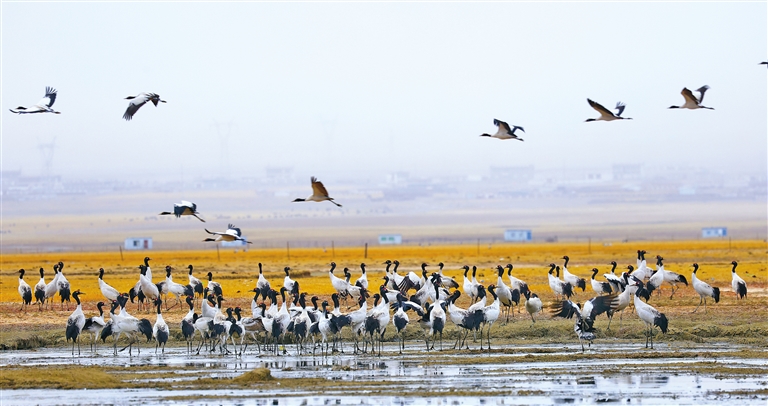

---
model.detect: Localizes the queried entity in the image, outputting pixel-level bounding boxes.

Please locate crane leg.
[650,327,654,349]
[692,297,703,313]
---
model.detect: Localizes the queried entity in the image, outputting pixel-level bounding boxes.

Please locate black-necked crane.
[505,264,530,314]
[206,272,223,297]
[256,262,271,300]
[548,264,573,300]
[268,288,292,355]
[551,293,619,332]
[200,291,219,320]
[446,290,484,350]
[363,285,391,356]
[691,263,720,314]
[585,99,632,122]
[355,263,369,290]
[56,262,72,310]
[100,294,153,355]
[406,273,445,307]
[590,268,613,296]
[191,313,215,354]
[341,295,368,354]
[139,265,161,305]
[524,291,542,324]
[480,119,525,141]
[461,265,474,303]
[633,285,668,348]
[292,176,342,207]
[234,305,267,354]
[604,261,626,293]
[631,250,654,280]
[44,264,59,309]
[428,282,448,351]
[9,87,61,114]
[471,266,482,293]
[669,86,713,110]
[98,268,121,302]
[17,269,32,311]
[551,300,596,351]
[122,92,166,121]
[416,302,433,350]
[130,257,152,310]
[398,263,425,292]
[393,260,406,288]
[648,256,688,298]
[385,260,405,290]
[481,285,501,351]
[283,266,297,295]
[152,298,169,354]
[34,268,47,310]
[203,223,252,244]
[287,292,312,355]
[82,302,107,351]
[647,255,666,297]
[437,262,459,289]
[328,262,349,305]
[163,266,192,309]
[65,290,86,355]
[187,265,204,300]
[606,272,646,330]
[311,300,339,356]
[249,288,262,318]
[344,273,369,303]
[159,200,205,222]
[561,256,586,292]
[494,265,520,323]
[180,296,197,353]
[730,261,747,299]
[663,267,688,298]
[392,294,419,354]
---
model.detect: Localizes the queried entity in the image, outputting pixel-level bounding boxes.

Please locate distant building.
[489,165,535,182]
[702,227,727,238]
[504,230,532,242]
[125,237,152,250]
[613,164,642,180]
[378,234,402,245]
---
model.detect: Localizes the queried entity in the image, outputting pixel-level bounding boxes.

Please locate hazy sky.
[2,2,766,182]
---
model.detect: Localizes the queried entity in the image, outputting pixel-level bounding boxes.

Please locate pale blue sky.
[2,2,766,181]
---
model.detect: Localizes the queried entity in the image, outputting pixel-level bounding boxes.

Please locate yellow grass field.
[1,239,765,346]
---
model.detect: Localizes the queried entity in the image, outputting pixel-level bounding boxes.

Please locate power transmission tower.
[212,120,236,175]
[37,137,57,180]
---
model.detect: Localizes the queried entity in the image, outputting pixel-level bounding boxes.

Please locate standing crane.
[691,263,720,314]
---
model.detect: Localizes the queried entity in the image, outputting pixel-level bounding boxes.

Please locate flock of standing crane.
[15,250,748,356]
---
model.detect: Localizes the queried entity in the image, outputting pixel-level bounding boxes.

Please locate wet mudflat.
[2,342,767,405]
